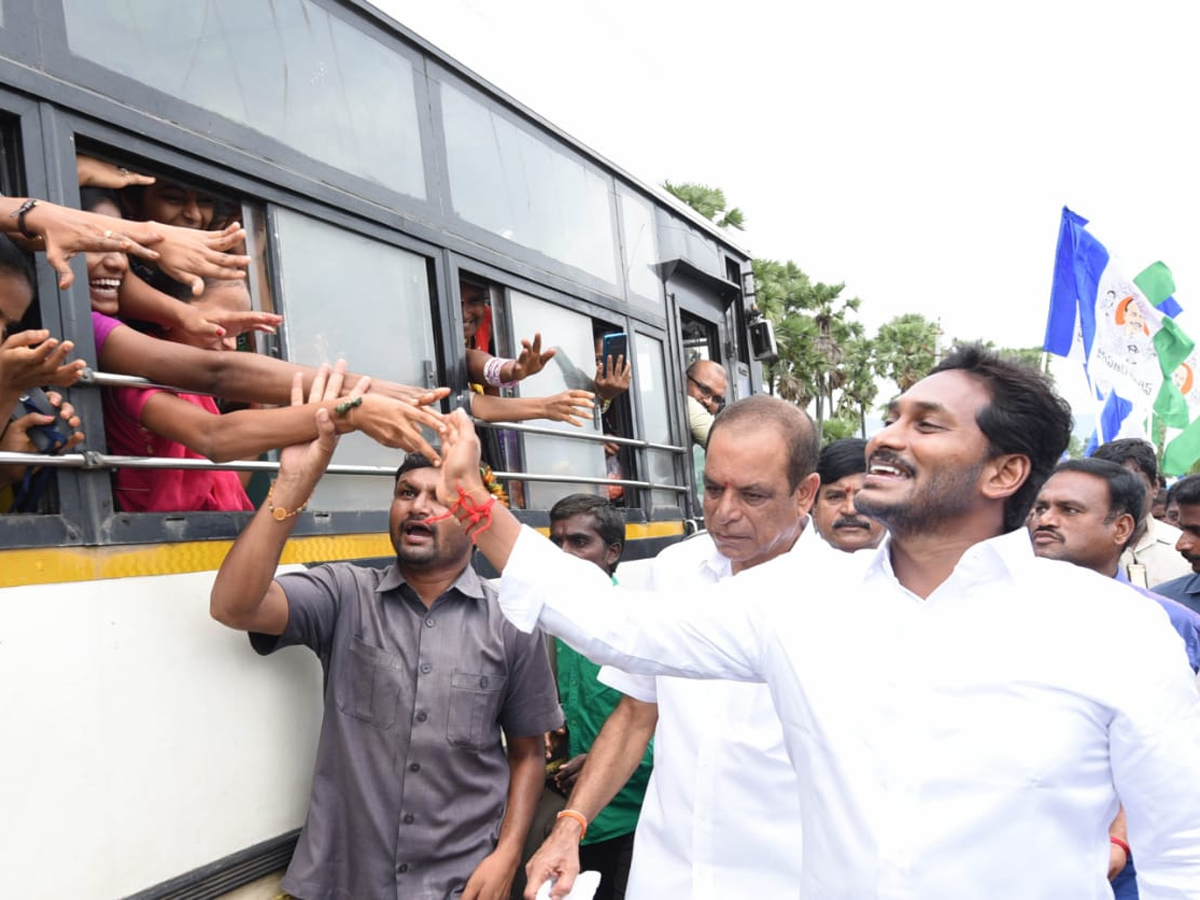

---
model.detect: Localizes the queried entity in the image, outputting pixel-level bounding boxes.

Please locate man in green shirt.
[547,494,653,900]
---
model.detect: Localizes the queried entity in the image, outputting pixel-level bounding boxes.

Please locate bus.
[0,2,766,895]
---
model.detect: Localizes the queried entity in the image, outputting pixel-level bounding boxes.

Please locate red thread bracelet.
[1110,836,1131,858]
[421,484,496,543]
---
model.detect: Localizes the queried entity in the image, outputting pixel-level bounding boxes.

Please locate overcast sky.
[373,0,1200,416]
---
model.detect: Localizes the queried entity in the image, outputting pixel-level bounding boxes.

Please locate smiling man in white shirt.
[523,395,819,899]
[431,344,1200,899]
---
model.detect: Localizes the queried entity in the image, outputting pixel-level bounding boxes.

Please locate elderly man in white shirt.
[430,344,1200,899]
[523,396,819,899]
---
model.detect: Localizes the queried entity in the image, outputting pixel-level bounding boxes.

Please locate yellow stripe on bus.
[0,521,684,588]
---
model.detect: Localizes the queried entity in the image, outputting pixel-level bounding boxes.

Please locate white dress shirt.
[499,526,1200,899]
[599,531,804,899]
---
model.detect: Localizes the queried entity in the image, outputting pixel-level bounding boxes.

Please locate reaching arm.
[434,409,767,682]
[1,197,249,290]
[115,272,281,341]
[96,321,447,458]
[463,734,545,900]
[470,390,594,426]
[138,370,443,462]
[209,370,342,635]
[525,695,658,900]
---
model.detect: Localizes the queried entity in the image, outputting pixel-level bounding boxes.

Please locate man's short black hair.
[930,343,1073,533]
[0,233,35,292]
[395,452,435,483]
[1091,438,1158,485]
[80,186,122,218]
[1050,457,1145,526]
[1169,473,1200,508]
[549,493,626,557]
[817,438,868,486]
[707,394,819,493]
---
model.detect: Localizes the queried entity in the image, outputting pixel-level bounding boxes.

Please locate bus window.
[506,288,606,509]
[274,207,438,513]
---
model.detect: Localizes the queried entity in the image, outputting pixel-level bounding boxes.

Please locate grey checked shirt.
[252,560,562,900]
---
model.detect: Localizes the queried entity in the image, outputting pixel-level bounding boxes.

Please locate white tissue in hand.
[534,870,601,900]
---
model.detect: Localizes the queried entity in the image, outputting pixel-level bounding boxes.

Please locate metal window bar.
[0,451,687,493]
[52,372,690,493]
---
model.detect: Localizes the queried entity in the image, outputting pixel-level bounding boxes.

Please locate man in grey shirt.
[211,400,562,900]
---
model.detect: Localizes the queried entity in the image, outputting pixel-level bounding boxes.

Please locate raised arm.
[138,368,445,462]
[470,390,594,426]
[209,370,341,634]
[434,410,766,682]
[96,319,448,447]
[524,695,658,900]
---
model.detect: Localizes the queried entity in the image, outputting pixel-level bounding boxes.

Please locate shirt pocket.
[335,636,404,730]
[447,669,508,751]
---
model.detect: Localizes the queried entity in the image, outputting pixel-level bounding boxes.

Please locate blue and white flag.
[1043,207,1193,445]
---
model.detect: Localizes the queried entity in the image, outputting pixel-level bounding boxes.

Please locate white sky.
[372,0,1200,418]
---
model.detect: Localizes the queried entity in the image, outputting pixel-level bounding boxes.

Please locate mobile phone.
[11,387,72,455]
[601,332,627,378]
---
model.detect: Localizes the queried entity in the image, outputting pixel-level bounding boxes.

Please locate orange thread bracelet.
[1110,836,1131,858]
[556,808,588,842]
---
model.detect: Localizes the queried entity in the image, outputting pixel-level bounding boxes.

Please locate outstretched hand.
[541,390,595,427]
[510,333,556,381]
[593,353,631,400]
[0,330,87,392]
[275,362,349,495]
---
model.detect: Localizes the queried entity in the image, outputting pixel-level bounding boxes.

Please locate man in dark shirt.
[1151,474,1200,617]
[211,394,562,900]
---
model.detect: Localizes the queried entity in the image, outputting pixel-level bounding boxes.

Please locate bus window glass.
[507,289,605,509]
[61,0,425,198]
[633,333,678,508]
[440,82,618,285]
[619,189,662,310]
[274,208,436,512]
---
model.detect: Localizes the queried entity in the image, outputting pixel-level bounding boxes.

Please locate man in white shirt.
[523,396,819,899]
[432,344,1200,899]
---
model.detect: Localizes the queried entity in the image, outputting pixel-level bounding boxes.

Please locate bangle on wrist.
[556,808,588,842]
[266,482,308,522]
[1109,836,1131,858]
[484,355,519,388]
[10,198,41,240]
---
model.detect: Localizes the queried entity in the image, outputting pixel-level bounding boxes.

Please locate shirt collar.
[702,515,815,578]
[864,528,1032,593]
[375,559,489,601]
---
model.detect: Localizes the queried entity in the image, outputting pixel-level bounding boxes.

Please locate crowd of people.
[7,162,1200,900]
[202,338,1200,898]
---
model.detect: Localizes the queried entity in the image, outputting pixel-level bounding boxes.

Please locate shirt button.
[410,762,421,772]
[398,864,408,873]
[415,711,428,722]
[479,676,489,688]
[420,663,432,674]
[403,813,415,824]
[425,617,435,628]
